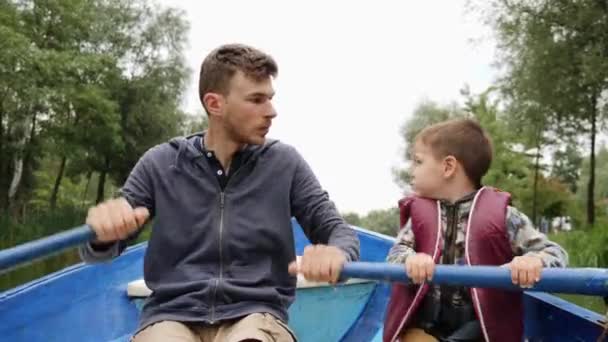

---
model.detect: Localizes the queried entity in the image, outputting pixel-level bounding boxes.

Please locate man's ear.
[203,92,224,117]
[443,155,457,178]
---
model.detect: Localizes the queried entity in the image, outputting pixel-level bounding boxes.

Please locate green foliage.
[465,89,533,207]
[0,0,199,289]
[343,207,399,237]
[518,176,579,224]
[0,206,86,291]
[392,100,466,187]
[550,223,608,313]
[552,143,583,194]
[477,0,608,224]
[577,146,608,217]
[0,0,194,212]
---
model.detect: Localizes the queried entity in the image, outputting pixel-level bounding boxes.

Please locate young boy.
[383,119,567,342]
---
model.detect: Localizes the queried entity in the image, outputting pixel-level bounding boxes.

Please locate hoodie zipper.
[210,192,225,323]
[187,136,275,323]
[208,155,255,323]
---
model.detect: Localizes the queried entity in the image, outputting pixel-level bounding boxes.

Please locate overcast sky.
[158,0,497,215]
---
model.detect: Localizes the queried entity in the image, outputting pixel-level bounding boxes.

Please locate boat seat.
[127,256,371,298]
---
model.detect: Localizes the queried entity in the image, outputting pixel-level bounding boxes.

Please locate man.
[79,43,360,342]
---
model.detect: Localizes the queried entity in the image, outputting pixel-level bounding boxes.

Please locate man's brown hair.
[415,118,493,187]
[198,43,278,106]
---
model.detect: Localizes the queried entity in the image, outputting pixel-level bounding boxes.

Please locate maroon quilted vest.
[383,187,523,342]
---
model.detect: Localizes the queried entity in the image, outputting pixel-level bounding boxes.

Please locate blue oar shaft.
[342,262,608,296]
[2,226,607,297]
[0,225,95,272]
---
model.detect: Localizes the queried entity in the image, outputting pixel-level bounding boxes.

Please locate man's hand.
[508,255,544,288]
[86,198,149,243]
[405,253,435,284]
[288,245,346,284]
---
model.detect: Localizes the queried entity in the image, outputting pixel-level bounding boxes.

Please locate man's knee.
[225,313,295,342]
[131,321,198,342]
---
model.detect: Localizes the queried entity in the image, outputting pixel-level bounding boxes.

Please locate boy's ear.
[443,155,457,178]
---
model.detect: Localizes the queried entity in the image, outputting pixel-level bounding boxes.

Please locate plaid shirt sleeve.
[386,219,417,264]
[506,206,568,268]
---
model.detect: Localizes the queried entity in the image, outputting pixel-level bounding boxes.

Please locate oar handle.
[341,262,608,296]
[0,225,96,272]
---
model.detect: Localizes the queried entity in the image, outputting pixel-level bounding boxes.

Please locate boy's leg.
[399,328,438,342]
[210,313,295,342]
[441,321,482,342]
[131,321,198,342]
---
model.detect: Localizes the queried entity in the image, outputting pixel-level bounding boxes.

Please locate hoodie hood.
[168,131,279,171]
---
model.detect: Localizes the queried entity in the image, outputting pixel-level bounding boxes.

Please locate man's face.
[221,71,276,145]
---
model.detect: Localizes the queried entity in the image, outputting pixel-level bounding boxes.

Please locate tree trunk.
[96,157,110,204]
[96,170,106,205]
[532,150,540,225]
[9,112,37,207]
[7,151,24,204]
[531,125,542,225]
[82,170,92,207]
[0,105,4,179]
[587,95,597,226]
[0,104,5,210]
[1,110,11,211]
[50,156,67,209]
[7,123,28,205]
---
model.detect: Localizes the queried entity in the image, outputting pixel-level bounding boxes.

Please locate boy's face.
[410,141,448,199]
[219,71,277,145]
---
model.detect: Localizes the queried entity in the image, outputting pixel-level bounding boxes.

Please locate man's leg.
[211,313,296,342]
[131,321,199,342]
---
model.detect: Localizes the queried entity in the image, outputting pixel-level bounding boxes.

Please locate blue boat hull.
[0,222,605,341]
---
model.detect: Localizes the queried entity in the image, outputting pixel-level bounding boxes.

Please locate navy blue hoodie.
[80,133,360,331]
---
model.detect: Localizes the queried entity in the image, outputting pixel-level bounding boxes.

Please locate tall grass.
[0,207,87,291]
[0,206,152,292]
[550,221,608,314]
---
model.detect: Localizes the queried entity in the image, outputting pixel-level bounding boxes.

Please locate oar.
[2,225,608,298]
[341,262,608,296]
[0,225,95,272]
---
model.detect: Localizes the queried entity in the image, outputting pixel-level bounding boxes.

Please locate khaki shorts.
[132,313,296,342]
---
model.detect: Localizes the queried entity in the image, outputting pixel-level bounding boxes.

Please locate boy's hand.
[405,253,435,284]
[508,255,544,287]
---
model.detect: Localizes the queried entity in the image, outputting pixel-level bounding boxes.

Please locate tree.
[343,208,399,236]
[577,145,608,222]
[0,1,41,210]
[342,212,362,227]
[552,143,583,194]
[360,207,400,236]
[478,0,608,225]
[393,100,465,189]
[463,89,538,214]
[0,0,190,213]
[394,89,573,221]
[181,111,209,136]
